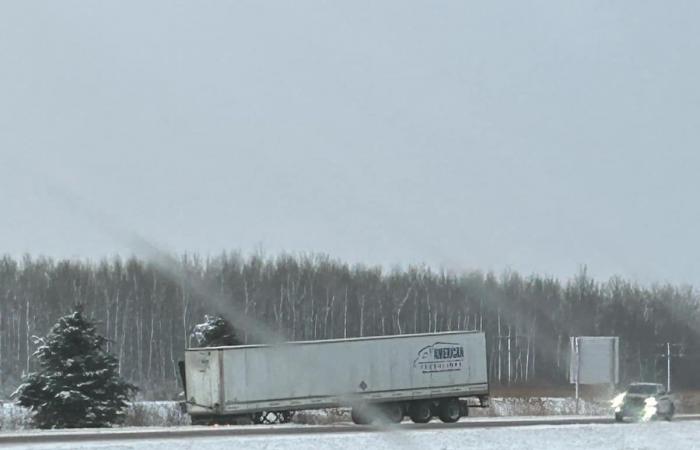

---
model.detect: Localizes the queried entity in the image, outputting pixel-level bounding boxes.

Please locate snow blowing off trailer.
[179,331,490,425]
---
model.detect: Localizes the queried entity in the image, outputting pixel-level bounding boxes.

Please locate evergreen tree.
[11,306,137,429]
[191,315,242,347]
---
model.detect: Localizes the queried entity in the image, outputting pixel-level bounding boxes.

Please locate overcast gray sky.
[1,1,699,284]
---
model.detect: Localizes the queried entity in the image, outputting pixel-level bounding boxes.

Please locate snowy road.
[2,416,700,449]
[3,420,699,450]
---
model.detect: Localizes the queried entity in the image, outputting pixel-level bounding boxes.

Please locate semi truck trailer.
[182,330,489,425]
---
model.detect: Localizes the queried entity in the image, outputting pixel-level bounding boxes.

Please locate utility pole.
[657,342,684,392]
[507,328,512,384]
[667,342,671,392]
[574,337,580,413]
[497,313,502,383]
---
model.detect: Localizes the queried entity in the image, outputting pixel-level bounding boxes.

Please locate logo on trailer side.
[413,342,465,373]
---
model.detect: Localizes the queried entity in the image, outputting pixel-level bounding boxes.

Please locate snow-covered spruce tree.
[191,315,242,347]
[11,307,137,429]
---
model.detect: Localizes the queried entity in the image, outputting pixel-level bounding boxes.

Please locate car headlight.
[611,393,626,409]
[641,397,658,421]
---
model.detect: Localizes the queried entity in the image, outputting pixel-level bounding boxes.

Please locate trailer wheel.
[408,401,432,424]
[664,404,675,421]
[252,411,294,424]
[281,411,295,423]
[351,406,371,425]
[379,403,404,424]
[437,398,461,423]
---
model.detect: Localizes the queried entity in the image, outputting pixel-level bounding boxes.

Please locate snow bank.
[0,402,32,431]
[1,397,609,431]
[291,397,610,423]
[1,401,189,431]
[121,402,190,427]
[480,397,610,417]
[292,408,350,425]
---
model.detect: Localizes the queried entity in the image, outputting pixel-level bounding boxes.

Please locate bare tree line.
[1,253,699,398]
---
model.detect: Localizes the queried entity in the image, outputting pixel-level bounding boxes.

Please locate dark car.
[612,382,675,422]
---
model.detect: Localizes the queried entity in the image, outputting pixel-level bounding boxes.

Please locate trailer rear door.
[185,349,222,414]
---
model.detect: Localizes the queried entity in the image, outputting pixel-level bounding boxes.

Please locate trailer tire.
[380,403,404,424]
[664,404,675,421]
[252,411,295,424]
[409,401,432,424]
[281,411,295,423]
[438,398,461,423]
[351,406,371,425]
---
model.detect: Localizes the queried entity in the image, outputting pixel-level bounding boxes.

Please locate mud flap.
[178,360,187,396]
[479,395,490,408]
[459,400,470,417]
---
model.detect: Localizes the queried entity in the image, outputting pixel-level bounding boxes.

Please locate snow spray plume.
[131,238,287,345]
[48,183,427,446]
[45,184,287,345]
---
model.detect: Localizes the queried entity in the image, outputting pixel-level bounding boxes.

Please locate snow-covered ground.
[479,396,609,416]
[4,421,699,449]
[1,397,609,431]
[1,401,190,431]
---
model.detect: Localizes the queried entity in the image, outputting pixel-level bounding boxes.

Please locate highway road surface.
[1,414,699,446]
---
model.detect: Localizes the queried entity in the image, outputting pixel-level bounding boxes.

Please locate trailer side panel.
[191,332,488,415]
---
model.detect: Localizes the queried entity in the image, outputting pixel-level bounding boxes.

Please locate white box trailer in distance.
[183,330,489,425]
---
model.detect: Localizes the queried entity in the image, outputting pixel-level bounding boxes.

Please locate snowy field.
[3,421,699,450]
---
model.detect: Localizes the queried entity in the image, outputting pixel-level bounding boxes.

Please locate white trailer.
[183,331,489,425]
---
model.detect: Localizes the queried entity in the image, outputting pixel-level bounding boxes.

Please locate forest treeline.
[1,253,699,398]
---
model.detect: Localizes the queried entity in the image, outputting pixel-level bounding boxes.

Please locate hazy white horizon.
[2,1,699,286]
